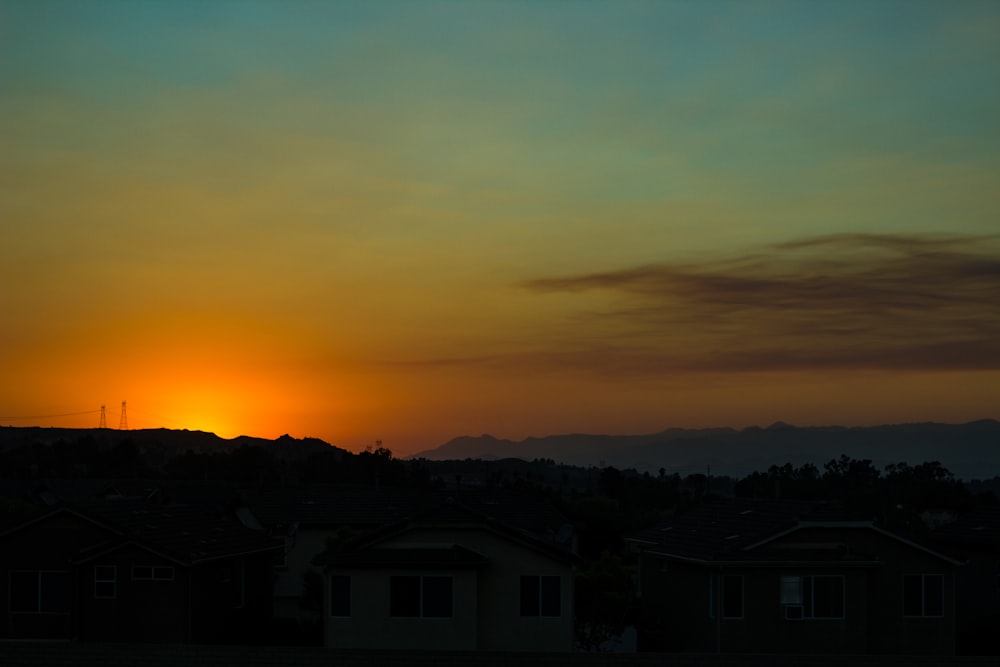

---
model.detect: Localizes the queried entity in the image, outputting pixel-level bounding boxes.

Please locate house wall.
[639,558,873,653]
[190,554,276,644]
[0,512,115,640]
[638,527,957,655]
[274,528,329,623]
[768,527,956,655]
[936,542,1000,655]
[81,546,189,642]
[637,556,713,652]
[326,567,479,650]
[723,566,870,654]
[323,525,574,651]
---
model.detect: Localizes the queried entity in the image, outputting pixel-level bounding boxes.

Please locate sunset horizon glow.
[2,1,998,457]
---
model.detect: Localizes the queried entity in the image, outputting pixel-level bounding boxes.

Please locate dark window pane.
[780,576,801,605]
[540,576,561,616]
[10,572,39,612]
[811,576,844,618]
[520,576,540,616]
[330,575,351,617]
[903,575,923,616]
[40,572,71,613]
[422,576,452,618]
[390,576,420,617]
[722,575,743,618]
[924,575,943,616]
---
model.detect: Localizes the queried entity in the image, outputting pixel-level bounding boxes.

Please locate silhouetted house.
[236,485,574,638]
[627,498,961,655]
[237,485,429,629]
[314,498,576,651]
[930,507,1000,655]
[0,499,281,643]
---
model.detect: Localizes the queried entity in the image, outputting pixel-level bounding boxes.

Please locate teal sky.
[2,0,998,452]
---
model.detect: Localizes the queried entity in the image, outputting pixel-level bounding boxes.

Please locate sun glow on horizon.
[2,1,999,454]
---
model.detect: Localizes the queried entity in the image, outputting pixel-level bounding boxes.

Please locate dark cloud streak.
[519,233,1000,374]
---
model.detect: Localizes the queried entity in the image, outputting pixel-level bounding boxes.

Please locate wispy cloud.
[519,234,1000,374]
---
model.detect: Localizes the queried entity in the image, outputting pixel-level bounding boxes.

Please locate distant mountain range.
[410,420,1000,480]
[4,420,998,481]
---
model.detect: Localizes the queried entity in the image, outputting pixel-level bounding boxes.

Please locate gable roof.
[73,498,282,564]
[0,504,120,540]
[627,498,815,561]
[745,522,962,566]
[628,497,960,566]
[0,499,281,566]
[322,545,489,569]
[314,496,576,568]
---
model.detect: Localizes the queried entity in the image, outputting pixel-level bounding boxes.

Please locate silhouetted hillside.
[412,420,1000,480]
[0,426,347,471]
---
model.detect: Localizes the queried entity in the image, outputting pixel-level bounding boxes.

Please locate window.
[94,566,116,599]
[780,575,844,619]
[519,575,561,617]
[9,571,71,614]
[221,561,245,608]
[903,574,943,617]
[275,537,291,571]
[330,575,351,617]
[722,575,743,619]
[132,566,174,581]
[389,576,453,618]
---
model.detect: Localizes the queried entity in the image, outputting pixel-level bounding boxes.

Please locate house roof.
[314,496,576,568]
[628,498,816,561]
[1,498,282,566]
[628,497,960,566]
[236,485,430,528]
[322,545,489,569]
[447,488,572,537]
[930,507,1000,547]
[73,498,282,564]
[235,485,572,538]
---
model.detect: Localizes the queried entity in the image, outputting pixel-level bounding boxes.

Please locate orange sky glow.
[2,1,999,456]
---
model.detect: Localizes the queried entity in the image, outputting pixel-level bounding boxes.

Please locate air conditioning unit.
[784,605,804,620]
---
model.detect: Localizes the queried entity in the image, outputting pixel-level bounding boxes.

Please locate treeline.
[0,434,434,488]
[2,433,996,551]
[164,443,433,487]
[733,456,991,537]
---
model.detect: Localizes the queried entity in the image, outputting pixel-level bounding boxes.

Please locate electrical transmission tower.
[99,404,107,429]
[118,401,128,430]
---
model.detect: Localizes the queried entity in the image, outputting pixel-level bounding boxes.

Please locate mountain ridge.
[0,426,348,462]
[410,420,1000,480]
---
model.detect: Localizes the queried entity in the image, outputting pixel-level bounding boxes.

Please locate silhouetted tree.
[575,550,636,651]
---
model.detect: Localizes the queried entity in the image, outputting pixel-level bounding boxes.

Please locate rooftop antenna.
[118,401,128,430]
[98,404,107,429]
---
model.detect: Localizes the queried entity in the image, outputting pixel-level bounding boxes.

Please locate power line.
[0,409,102,421]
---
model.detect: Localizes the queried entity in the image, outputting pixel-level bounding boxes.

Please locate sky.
[1,0,998,455]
